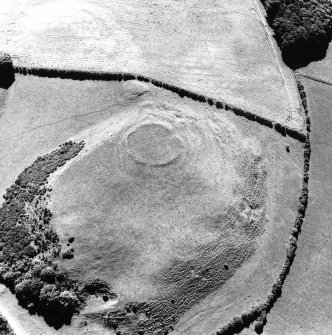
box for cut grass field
[0,0,303,131]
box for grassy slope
[48,87,304,334]
[264,79,332,334]
[0,59,307,335]
[0,0,303,130]
[0,74,305,334]
[0,74,135,198]
[0,75,143,335]
[171,99,304,335]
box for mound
[48,101,293,334]
[0,74,304,334]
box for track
[0,289,28,335]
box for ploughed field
[0,0,303,130]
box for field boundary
[295,71,332,87]
[13,65,306,143]
[212,76,311,335]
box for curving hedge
[215,78,311,335]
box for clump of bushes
[261,0,332,68]
[0,53,15,89]
[0,315,14,335]
[62,248,74,260]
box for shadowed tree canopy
[0,54,15,89]
[261,0,332,69]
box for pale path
[0,286,27,335]
[252,0,297,121]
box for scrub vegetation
[0,315,14,335]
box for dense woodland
[261,0,332,68]
[0,142,115,328]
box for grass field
[263,79,332,335]
[0,0,303,131]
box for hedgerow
[261,0,332,68]
[215,78,311,335]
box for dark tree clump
[0,54,15,89]
[0,141,86,329]
[0,315,14,335]
[261,0,332,68]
